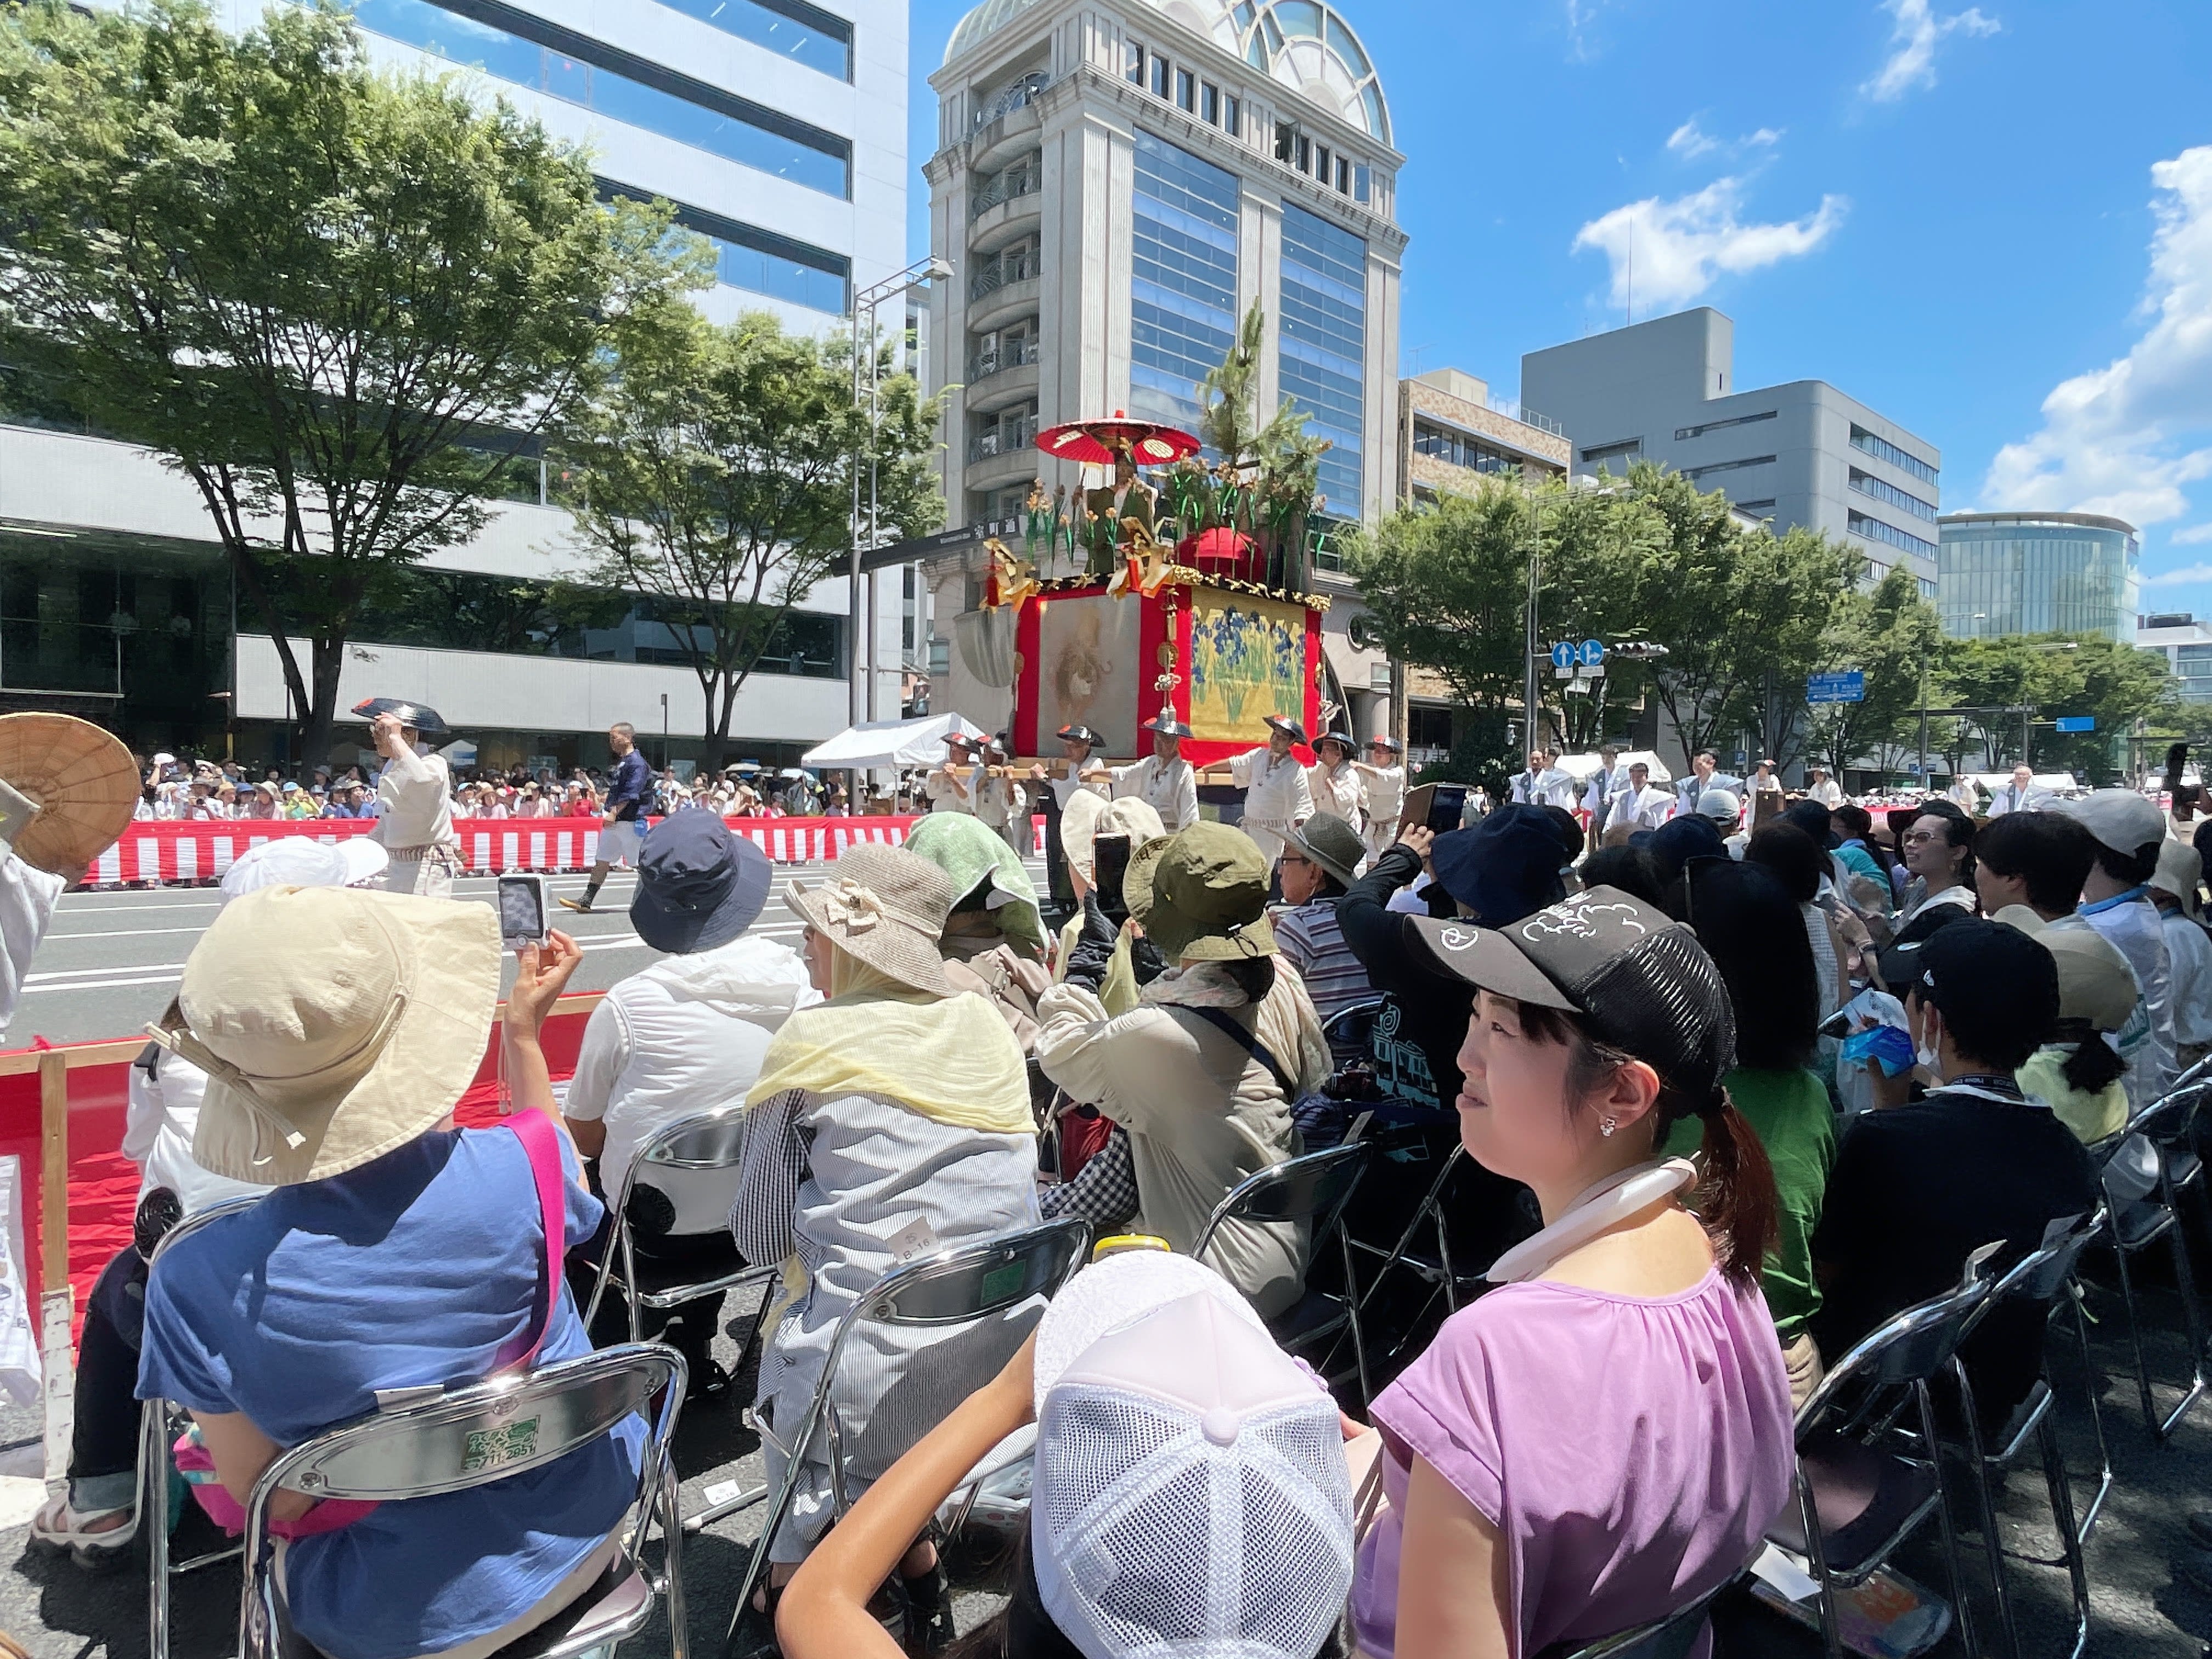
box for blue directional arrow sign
[2054,715,2096,733]
[1805,670,1866,705]
[1550,642,1576,670]
[1580,639,1606,668]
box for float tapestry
[1036,593,1142,755]
[1189,591,1305,743]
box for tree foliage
[1938,633,2175,782]
[0,0,703,759]
[556,308,944,768]
[1802,566,1945,782]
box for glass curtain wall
[1938,521,2141,644]
[1278,202,1365,520]
[1130,131,1239,427]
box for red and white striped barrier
[84,814,1045,887]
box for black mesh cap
[1409,886,1736,1107]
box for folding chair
[234,1343,687,1659]
[1767,1272,1994,1659]
[1534,1572,1741,1659]
[1347,1141,1490,1353]
[723,1216,1091,1647]
[582,1104,775,1359]
[2094,1083,2210,1438]
[141,1196,271,1659]
[1319,996,1385,1066]
[1946,1212,2101,1659]
[1192,1141,1374,1404]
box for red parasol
[1177,526,1254,566]
[1035,410,1202,467]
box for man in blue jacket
[560,721,651,914]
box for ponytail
[1694,1093,1779,1288]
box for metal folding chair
[1945,1212,2101,1659]
[232,1342,686,1659]
[1319,996,1385,1065]
[1533,1572,1741,1659]
[582,1103,775,1356]
[141,1196,270,1659]
[722,1216,1091,1647]
[1767,1271,1995,1659]
[2093,1082,2210,1438]
[1192,1141,1374,1404]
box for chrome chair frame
[236,1342,687,1659]
[1192,1141,1374,1404]
[2094,1082,2210,1438]
[581,1102,775,1353]
[1944,1212,2100,1659]
[720,1216,1091,1650]
[1774,1273,1993,1659]
[141,1196,270,1659]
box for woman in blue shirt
[137,890,640,1659]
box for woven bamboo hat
[0,714,139,873]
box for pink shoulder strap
[495,1110,568,1372]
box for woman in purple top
[1352,888,1795,1659]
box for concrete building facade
[2138,612,2212,706]
[1520,307,1944,598]
[917,0,1406,747]
[0,0,908,772]
[1938,511,2140,645]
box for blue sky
[904,0,2212,613]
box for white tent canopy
[1557,749,1673,785]
[800,712,987,771]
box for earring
[1599,1118,1617,1138]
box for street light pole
[848,257,953,733]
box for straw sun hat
[787,843,956,997]
[0,713,139,873]
[148,886,500,1186]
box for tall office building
[1520,307,1943,597]
[917,0,1406,740]
[1938,511,2140,644]
[0,0,906,770]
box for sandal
[29,1492,137,1568]
[901,1559,955,1656]
[727,1579,785,1659]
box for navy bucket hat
[630,808,773,954]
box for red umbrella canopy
[1035,411,1202,467]
[1177,526,1254,564]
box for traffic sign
[1550,642,1576,671]
[1806,670,1867,704]
[2054,715,2096,733]
[1580,639,1606,668]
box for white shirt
[1307,760,1367,830]
[1112,755,1199,831]
[1357,762,1406,832]
[2079,890,2176,1109]
[1229,747,1314,827]
[1987,782,2048,816]
[566,934,820,1233]
[1047,768,1110,812]
[1806,777,1843,808]
[1513,767,1580,810]
[124,1048,270,1216]
[1584,768,1628,823]
[371,744,456,850]
[925,765,978,815]
[1616,784,1675,830]
[974,772,1028,830]
[0,853,64,1040]
[2161,909,2212,1048]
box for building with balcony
[1938,511,2140,644]
[0,0,908,773]
[916,0,1406,746]
[1521,307,1944,597]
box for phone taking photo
[497,873,548,951]
[1093,833,1133,925]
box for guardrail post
[38,1048,71,1482]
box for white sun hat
[1030,1250,1355,1659]
[219,836,388,903]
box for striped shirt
[1271,899,1374,1024]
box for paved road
[16,862,1005,1046]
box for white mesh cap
[1031,1257,1355,1659]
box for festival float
[968,411,1332,772]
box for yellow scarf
[744,963,1034,1136]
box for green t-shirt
[1666,1066,1836,1341]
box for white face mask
[1916,1040,1940,1073]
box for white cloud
[1666,120,1784,162]
[1862,0,2001,101]
[1571,180,1848,311]
[2145,562,2212,588]
[1982,147,2212,529]
[2175,523,2212,545]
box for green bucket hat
[1135,822,1278,961]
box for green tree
[557,308,944,768]
[1940,634,2174,782]
[1188,301,1331,590]
[0,0,700,760]
[1803,567,1945,784]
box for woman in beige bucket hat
[727,843,1039,1654]
[132,890,645,1659]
